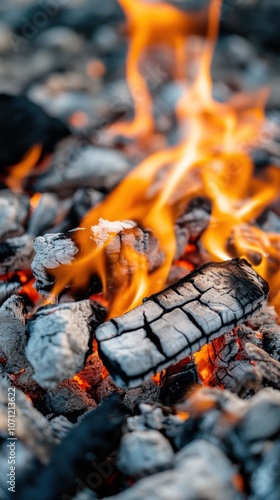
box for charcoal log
[0,190,29,240]
[26,300,99,389]
[0,234,34,274]
[96,259,268,388]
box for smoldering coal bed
[1,1,280,500]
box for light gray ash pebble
[26,300,97,389]
[117,430,174,478]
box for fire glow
[49,0,280,319]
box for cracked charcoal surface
[32,231,79,293]
[26,300,97,389]
[0,234,34,274]
[0,190,29,241]
[96,259,268,388]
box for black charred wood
[96,259,268,388]
[0,93,69,170]
[17,395,126,500]
[160,358,200,405]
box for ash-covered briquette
[0,190,30,240]
[25,300,99,389]
[16,395,126,500]
[34,144,131,194]
[0,234,34,274]
[0,295,35,389]
[96,258,269,388]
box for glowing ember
[49,0,280,319]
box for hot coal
[27,193,68,238]
[0,295,35,390]
[106,439,238,500]
[97,259,268,388]
[0,93,70,170]
[0,234,34,274]
[32,230,80,293]
[244,342,280,390]
[0,190,29,240]
[117,429,174,478]
[16,395,126,500]
[160,358,200,404]
[43,380,96,419]
[34,145,131,194]
[0,279,21,306]
[0,378,55,465]
[26,300,99,389]
[32,220,165,297]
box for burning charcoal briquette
[96,258,268,388]
[26,300,98,389]
[0,295,35,389]
[0,234,34,274]
[34,145,131,193]
[244,342,280,390]
[0,190,29,240]
[117,430,174,478]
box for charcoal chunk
[26,300,98,389]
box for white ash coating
[26,300,95,389]
[117,430,174,478]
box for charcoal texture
[26,300,98,389]
[0,190,29,240]
[96,259,268,388]
[16,395,126,500]
[34,145,131,193]
[0,234,34,274]
[0,93,69,169]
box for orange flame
[49,0,280,318]
[4,144,42,192]
[110,0,208,139]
